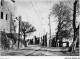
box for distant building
[0,0,15,33]
[62,38,73,47]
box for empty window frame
[1,12,3,19]
[6,14,8,20]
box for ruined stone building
[0,0,15,33]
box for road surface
[0,45,79,56]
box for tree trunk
[56,17,61,47]
[68,37,78,52]
[68,0,78,52]
[24,32,26,47]
[56,32,58,47]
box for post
[45,32,47,46]
[44,29,45,46]
[33,36,35,45]
[39,33,41,46]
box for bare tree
[68,0,79,52]
[50,1,72,47]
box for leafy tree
[20,21,36,47]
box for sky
[14,0,80,39]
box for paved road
[0,45,79,56]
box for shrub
[1,31,10,50]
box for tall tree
[20,22,36,47]
[68,0,79,52]
[50,1,72,47]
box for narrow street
[0,0,79,57]
[1,45,78,56]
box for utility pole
[18,16,21,48]
[48,14,51,47]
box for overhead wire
[30,0,40,19]
[34,0,49,25]
[30,0,44,34]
